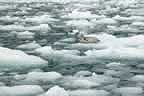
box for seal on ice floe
[75,32,100,43]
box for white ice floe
[0,82,5,86]
[107,25,143,34]
[85,47,144,61]
[16,31,35,40]
[40,24,51,32]
[104,70,123,77]
[130,16,144,22]
[106,62,125,68]
[14,74,26,81]
[41,86,69,96]
[64,43,105,51]
[65,20,94,32]
[99,34,144,48]
[0,16,21,23]
[0,47,48,72]
[116,0,138,7]
[74,71,92,77]
[35,46,80,58]
[0,25,25,31]
[0,85,44,96]
[35,46,100,65]
[106,62,128,71]
[94,18,118,25]
[131,22,144,28]
[118,35,144,47]
[82,74,120,85]
[37,33,144,63]
[16,41,41,50]
[113,87,143,95]
[68,89,109,96]
[27,24,51,33]
[26,71,62,83]
[25,15,59,24]
[113,15,133,23]
[60,76,100,89]
[69,79,100,89]
[129,75,144,82]
[64,33,117,50]
[58,38,77,44]
[62,11,97,19]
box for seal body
[75,32,100,43]
[79,36,100,43]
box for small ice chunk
[43,86,69,96]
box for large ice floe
[58,76,100,89]
[85,47,144,62]
[0,85,44,96]
[113,87,143,96]
[39,86,69,96]
[25,71,62,83]
[68,89,109,96]
[36,33,144,66]
[35,47,100,66]
[0,47,48,72]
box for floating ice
[42,86,69,96]
[0,85,44,96]
[16,41,41,50]
[85,47,144,61]
[62,11,97,19]
[16,31,35,40]
[113,87,143,95]
[25,15,59,24]
[68,89,109,96]
[129,75,144,82]
[25,71,62,83]
[94,18,118,25]
[0,47,48,72]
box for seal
[75,32,100,43]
